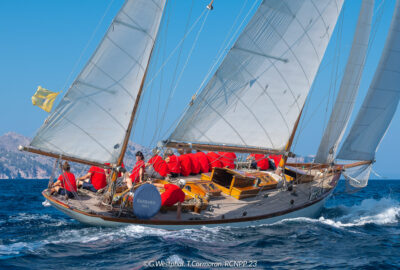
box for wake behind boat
[20,0,400,228]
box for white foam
[0,241,47,258]
[277,197,400,229]
[166,254,185,264]
[7,213,69,227]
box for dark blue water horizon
[0,179,399,269]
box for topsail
[29,0,166,164]
[337,0,400,162]
[168,0,344,152]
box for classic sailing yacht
[19,0,400,228]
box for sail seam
[197,96,249,146]
[215,72,276,147]
[105,36,146,71]
[232,46,288,63]
[74,88,126,130]
[114,19,155,42]
[88,61,136,99]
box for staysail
[167,0,344,152]
[337,0,400,162]
[29,0,166,164]
[315,0,374,164]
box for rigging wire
[150,4,211,147]
[292,0,387,155]
[323,4,345,146]
[158,0,262,143]
[157,0,254,141]
[60,0,116,93]
[141,8,208,93]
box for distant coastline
[0,132,150,179]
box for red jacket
[148,155,169,177]
[250,154,269,170]
[166,155,181,174]
[178,154,192,176]
[195,152,210,173]
[188,153,201,174]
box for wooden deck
[48,168,338,223]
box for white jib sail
[30,0,166,164]
[315,0,374,164]
[337,0,400,162]
[168,0,344,151]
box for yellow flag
[31,86,60,112]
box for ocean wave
[5,213,69,227]
[275,197,400,229]
[0,241,46,260]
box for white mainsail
[315,0,374,164]
[168,0,344,151]
[29,0,166,164]
[337,0,400,162]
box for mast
[103,3,167,203]
[279,106,304,169]
[103,46,155,203]
[116,49,154,167]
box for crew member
[269,154,282,168]
[77,165,107,192]
[146,149,169,179]
[152,179,186,220]
[247,154,269,170]
[125,151,146,189]
[50,161,77,198]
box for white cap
[178,179,186,187]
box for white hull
[48,192,330,230]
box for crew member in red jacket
[247,153,269,171]
[152,179,186,220]
[269,154,282,168]
[50,161,77,198]
[195,150,210,173]
[146,149,169,179]
[165,148,181,178]
[177,148,192,176]
[124,151,146,189]
[77,165,107,192]
[186,148,201,175]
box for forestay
[30,0,166,164]
[168,0,344,151]
[315,0,374,164]
[337,0,400,162]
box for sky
[1,0,399,177]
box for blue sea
[0,179,399,270]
